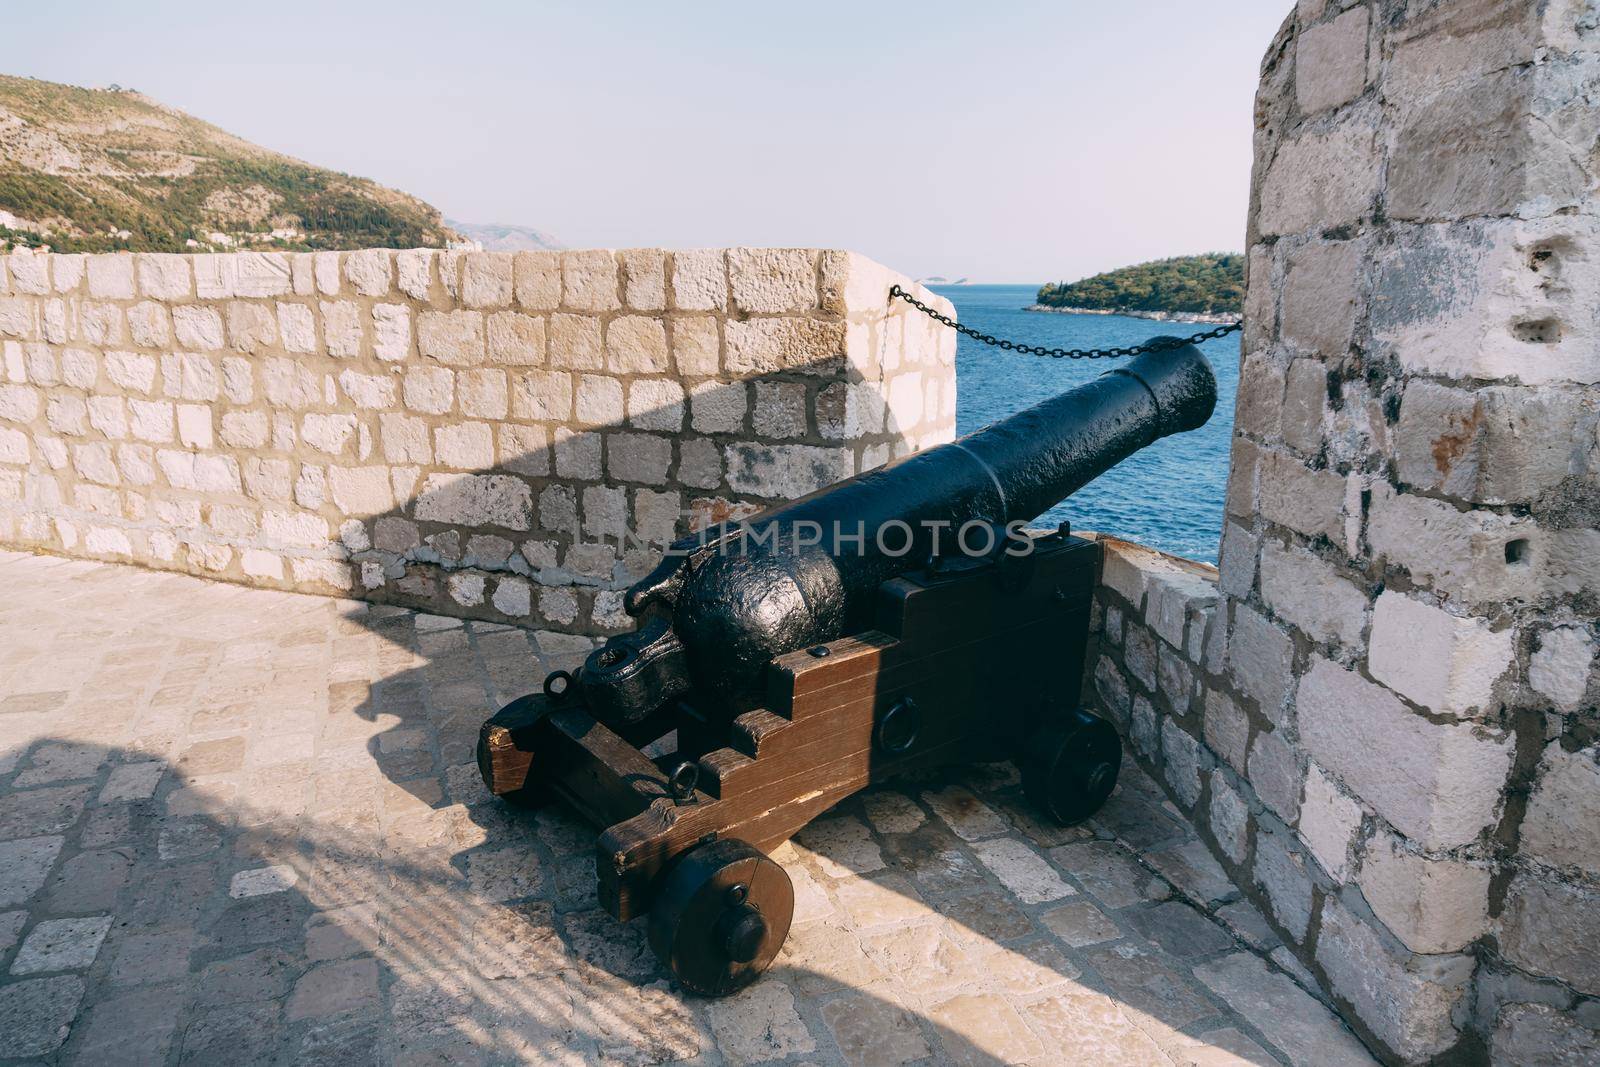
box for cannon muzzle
[579,341,1217,725]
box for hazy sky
[8,1,1292,282]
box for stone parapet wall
[0,247,956,630]
[1084,3,1600,1064]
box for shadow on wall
[338,353,938,638]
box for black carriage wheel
[1021,708,1123,825]
[647,838,794,997]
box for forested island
[1032,253,1243,322]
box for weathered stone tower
[1087,1,1600,1061]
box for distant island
[1031,253,1243,324]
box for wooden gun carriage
[478,343,1217,995]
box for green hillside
[0,74,456,253]
[1036,253,1244,316]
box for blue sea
[930,284,1238,565]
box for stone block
[403,367,455,415]
[418,310,484,365]
[1145,567,1217,650]
[493,576,531,617]
[458,369,509,420]
[606,433,672,485]
[301,413,357,456]
[435,422,494,470]
[1368,591,1512,715]
[1259,539,1367,647]
[1248,729,1302,823]
[1295,5,1368,113]
[1492,1004,1600,1067]
[1528,626,1596,711]
[513,250,560,310]
[1317,895,1474,1061]
[605,316,670,374]
[172,306,224,350]
[0,427,28,465]
[1519,743,1600,877]
[1393,381,1584,504]
[1499,873,1600,998]
[1124,625,1157,690]
[1366,481,1539,606]
[1282,241,1363,360]
[220,412,268,449]
[678,436,721,488]
[1253,823,1314,939]
[498,423,548,476]
[1255,117,1380,237]
[226,302,277,353]
[87,254,135,298]
[548,313,603,370]
[232,252,290,297]
[276,303,316,353]
[393,248,432,299]
[48,394,88,435]
[1389,66,1583,222]
[1202,689,1249,775]
[1192,952,1375,1067]
[128,399,174,443]
[728,248,817,313]
[1093,655,1130,725]
[176,405,213,449]
[671,315,720,376]
[372,303,410,362]
[1297,655,1513,848]
[1161,719,1202,808]
[460,252,513,307]
[1258,450,1345,541]
[103,351,157,394]
[127,302,171,347]
[725,443,852,499]
[331,370,392,411]
[1299,764,1361,881]
[1280,358,1328,454]
[725,318,845,376]
[86,396,127,440]
[1228,603,1293,720]
[414,473,532,530]
[575,375,624,427]
[671,249,726,310]
[137,252,190,299]
[552,426,600,478]
[627,379,685,432]
[1209,772,1249,863]
[619,248,666,310]
[1358,829,1490,954]
[486,312,544,365]
[561,249,619,311]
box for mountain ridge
[0,74,456,253]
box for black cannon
[478,342,1216,995]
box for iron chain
[888,284,1241,359]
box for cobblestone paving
[0,551,1376,1066]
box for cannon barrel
[580,341,1217,725]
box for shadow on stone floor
[0,552,1365,1065]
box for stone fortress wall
[0,247,956,633]
[1081,1,1600,1063]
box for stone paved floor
[0,550,1378,1067]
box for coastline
[1024,304,1241,326]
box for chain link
[888,284,1241,359]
